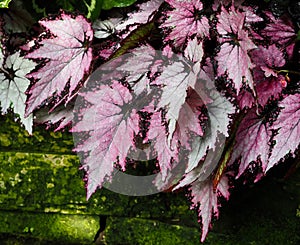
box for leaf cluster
[0,0,299,242]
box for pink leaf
[155,81,223,191]
[161,0,209,47]
[72,81,140,199]
[184,38,204,63]
[190,174,231,242]
[25,12,93,116]
[154,39,203,142]
[115,0,164,31]
[216,6,256,94]
[176,89,205,149]
[97,40,120,60]
[229,109,272,175]
[267,94,300,171]
[242,6,264,24]
[213,1,263,23]
[186,81,235,173]
[255,45,286,104]
[147,110,177,181]
[149,63,214,191]
[155,61,194,139]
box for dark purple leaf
[238,45,286,108]
[237,88,255,109]
[262,12,296,47]
[229,109,272,176]
[251,44,285,77]
[256,76,285,107]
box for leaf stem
[277,69,300,76]
[213,110,246,190]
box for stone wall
[0,114,299,244]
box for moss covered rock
[0,115,299,244]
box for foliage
[0,0,299,242]
[102,0,138,10]
[0,0,11,8]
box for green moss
[0,114,74,154]
[0,134,11,147]
[0,211,99,244]
[104,217,200,245]
[46,183,55,189]
[0,150,196,222]
[1,112,300,244]
[0,152,85,212]
[0,180,6,190]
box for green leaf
[110,21,155,60]
[32,0,46,16]
[102,0,137,10]
[0,0,11,8]
[84,0,103,21]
